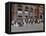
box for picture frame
[5,2,45,34]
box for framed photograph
[5,2,45,34]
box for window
[18,8,22,11]
[17,4,22,11]
[18,15,22,17]
[25,9,28,11]
[17,4,22,7]
[25,6,29,11]
[30,8,33,12]
[25,6,29,9]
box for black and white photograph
[10,3,45,32]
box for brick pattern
[11,4,43,19]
